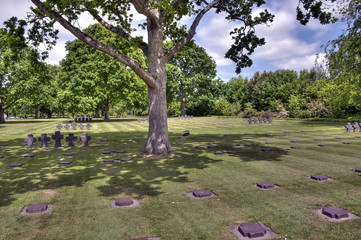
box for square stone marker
[265,142,273,144]
[116,150,126,153]
[0,156,4,158]
[238,144,248,146]
[58,161,72,165]
[256,182,276,189]
[24,154,35,158]
[195,146,206,149]
[119,158,132,162]
[102,159,114,163]
[335,137,343,139]
[311,174,329,181]
[284,131,290,133]
[290,146,301,149]
[238,222,267,238]
[227,151,239,154]
[322,206,349,219]
[9,164,23,168]
[214,152,226,155]
[192,189,213,198]
[63,153,74,156]
[111,198,140,208]
[343,142,352,144]
[26,203,48,214]
[207,146,217,148]
[102,151,112,154]
[0,144,8,146]
[355,168,361,172]
[290,140,299,143]
[261,148,271,152]
[314,139,322,141]
[318,144,328,147]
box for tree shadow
[0,130,289,206]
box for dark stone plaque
[195,146,206,149]
[318,144,328,147]
[0,144,8,146]
[26,203,48,214]
[120,158,132,161]
[261,148,271,152]
[58,161,72,165]
[63,153,74,156]
[192,190,212,198]
[290,140,299,143]
[116,150,126,153]
[102,159,114,163]
[102,151,112,154]
[290,146,301,149]
[335,137,343,140]
[207,146,217,148]
[256,182,276,189]
[0,156,3,158]
[114,198,134,207]
[9,164,22,167]
[227,151,239,154]
[343,142,352,144]
[24,154,35,158]
[214,152,225,155]
[238,222,267,238]
[265,142,273,144]
[314,139,322,141]
[311,174,328,181]
[354,168,361,172]
[322,206,349,219]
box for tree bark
[35,105,39,119]
[104,99,110,121]
[180,92,186,116]
[0,106,5,123]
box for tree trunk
[35,105,39,119]
[104,99,110,121]
[141,16,173,155]
[0,106,5,123]
[141,85,173,154]
[180,93,186,116]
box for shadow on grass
[0,130,288,206]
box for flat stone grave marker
[102,159,114,163]
[354,168,361,172]
[102,151,112,154]
[0,143,8,146]
[195,146,206,149]
[261,148,272,152]
[133,237,160,240]
[25,134,36,149]
[117,158,132,162]
[52,131,64,147]
[9,164,23,168]
[100,139,108,142]
[290,140,299,143]
[224,134,230,136]
[265,142,273,144]
[191,189,215,198]
[58,161,72,165]
[238,222,267,238]
[238,144,248,146]
[343,142,352,144]
[207,146,217,148]
[301,130,307,132]
[20,203,53,215]
[284,131,290,133]
[310,174,330,181]
[214,152,226,155]
[322,206,349,219]
[227,151,239,154]
[111,198,140,208]
[0,156,4,158]
[335,137,343,139]
[314,139,322,141]
[256,182,277,189]
[24,154,35,158]
[38,134,50,148]
[318,144,328,147]
[116,150,126,153]
[65,133,77,147]
[63,153,74,156]
[290,146,301,149]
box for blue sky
[0,0,345,81]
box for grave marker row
[24,132,91,148]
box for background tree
[57,24,147,121]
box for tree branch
[131,0,160,27]
[86,8,149,55]
[31,0,157,89]
[164,0,220,62]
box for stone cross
[263,118,267,124]
[38,134,50,148]
[138,118,141,123]
[66,133,77,147]
[248,118,253,124]
[52,131,64,148]
[79,123,84,131]
[86,123,91,130]
[25,134,36,149]
[253,118,258,124]
[56,124,63,131]
[268,117,273,124]
[64,124,70,130]
[71,122,77,130]
[258,117,263,124]
[352,122,359,132]
[345,123,352,133]
[79,133,91,147]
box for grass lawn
[0,117,360,240]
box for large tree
[14,0,336,154]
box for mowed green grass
[0,117,360,240]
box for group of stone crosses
[74,115,92,122]
[56,122,91,131]
[24,132,91,148]
[138,117,149,123]
[248,117,272,124]
[178,115,193,119]
[345,122,361,133]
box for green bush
[167,101,181,116]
